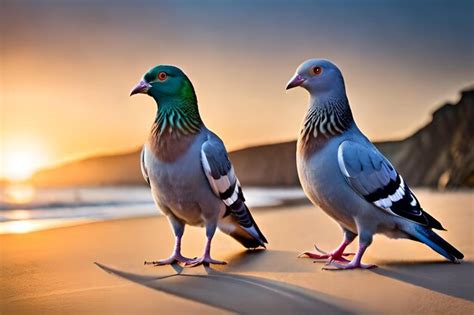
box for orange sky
[1,1,473,180]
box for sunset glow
[3,184,35,204]
[1,1,472,180]
[1,220,36,234]
[1,141,46,181]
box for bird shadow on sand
[95,261,354,314]
[214,249,474,303]
[219,249,319,273]
[221,250,474,302]
[372,260,474,302]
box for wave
[0,186,308,234]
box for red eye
[157,72,167,81]
[312,66,322,75]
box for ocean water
[0,185,307,234]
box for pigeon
[286,59,463,269]
[130,65,267,266]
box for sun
[1,141,46,181]
[3,152,38,181]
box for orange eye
[157,72,167,81]
[311,66,323,76]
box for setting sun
[1,140,46,181]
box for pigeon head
[130,65,197,103]
[286,59,346,102]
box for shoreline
[2,187,471,236]
[0,198,310,235]
[0,186,310,235]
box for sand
[1,193,473,314]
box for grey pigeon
[130,65,267,266]
[286,59,463,269]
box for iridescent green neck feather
[152,80,202,137]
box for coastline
[0,186,309,235]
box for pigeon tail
[408,225,464,262]
[219,202,267,249]
[229,227,267,249]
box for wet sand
[1,192,473,314]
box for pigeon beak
[286,74,306,90]
[130,80,152,96]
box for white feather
[200,150,220,195]
[400,177,406,189]
[214,175,231,193]
[223,184,239,206]
[375,197,392,209]
[389,193,402,202]
[337,147,351,177]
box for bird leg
[323,237,377,270]
[298,231,356,264]
[144,235,194,266]
[184,224,227,267]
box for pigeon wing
[337,140,444,230]
[201,133,267,245]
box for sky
[1,0,473,180]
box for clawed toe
[144,255,195,266]
[298,252,329,259]
[298,244,330,259]
[144,258,175,266]
[184,256,227,267]
[322,260,377,271]
[325,255,352,263]
[298,244,355,263]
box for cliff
[30,88,474,189]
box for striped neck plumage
[153,98,202,137]
[300,94,354,141]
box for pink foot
[183,255,227,267]
[322,260,377,271]
[144,253,195,266]
[298,245,355,263]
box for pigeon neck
[309,85,346,106]
[152,98,203,137]
[300,93,354,141]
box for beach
[1,191,473,314]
